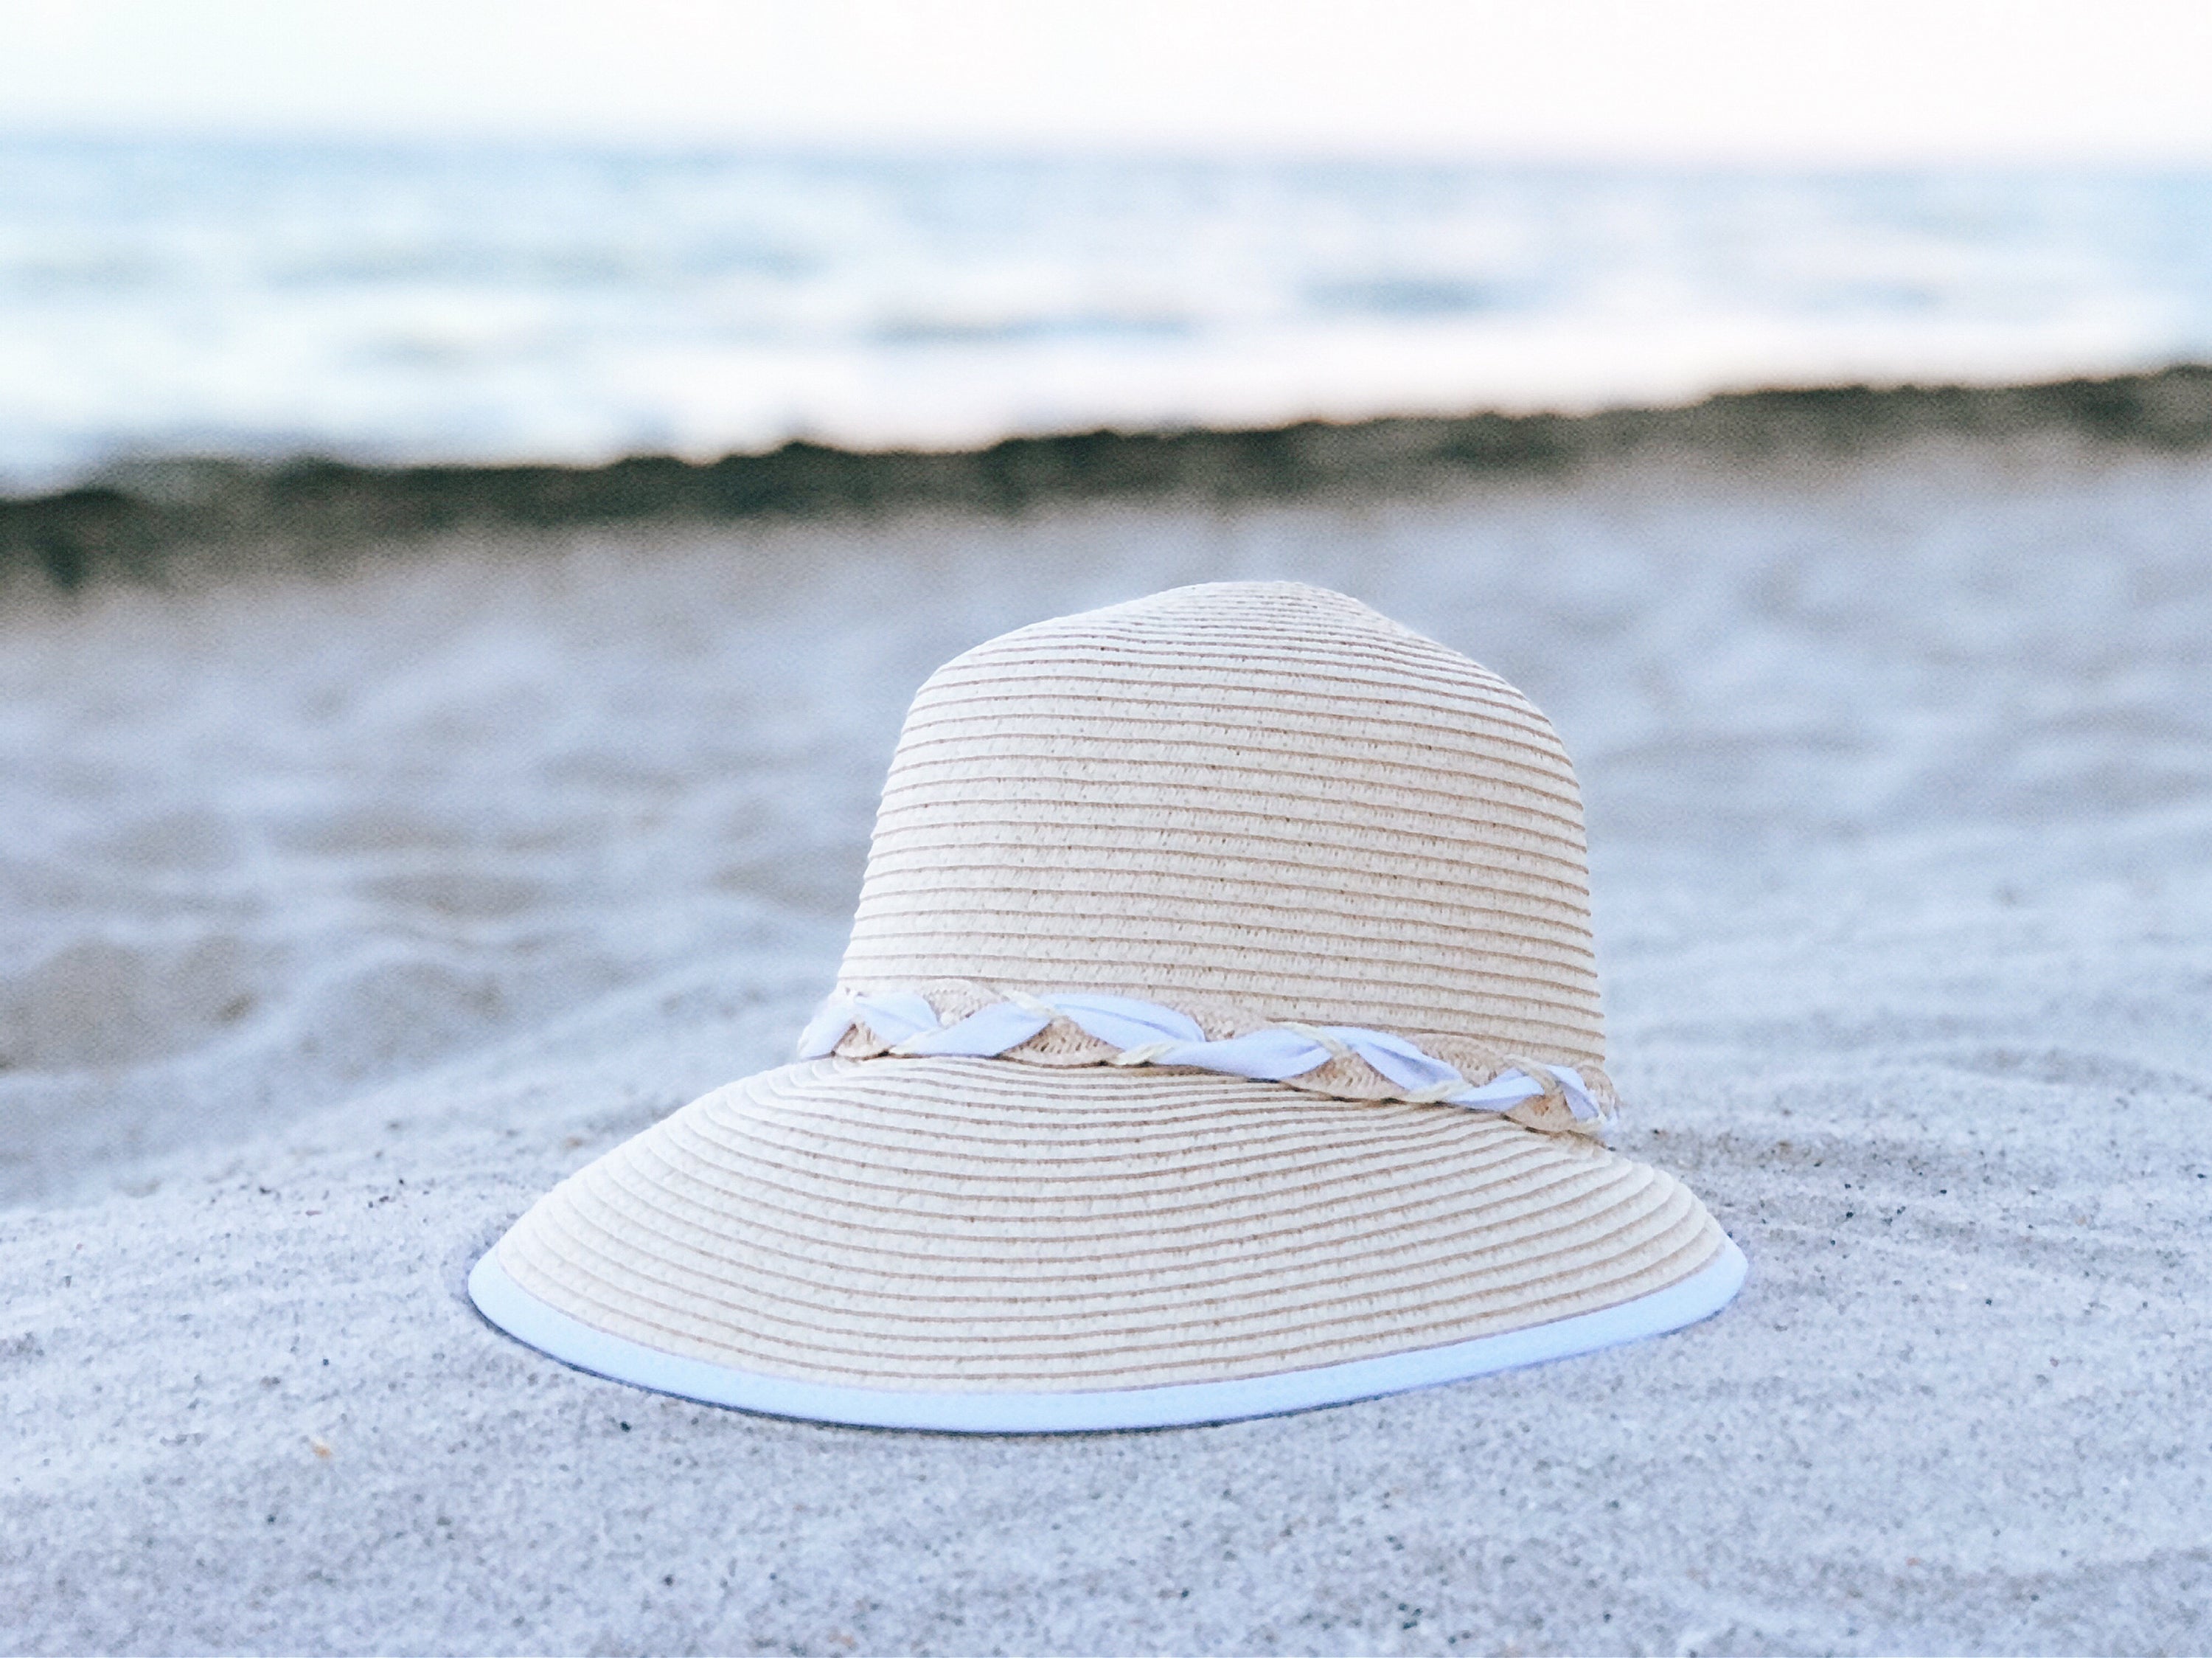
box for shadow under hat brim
[472,1057,1742,1432]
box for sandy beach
[3,428,2210,1653]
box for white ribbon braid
[796,989,1603,1122]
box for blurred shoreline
[6,363,2211,591]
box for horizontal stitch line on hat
[557,1159,1690,1319]
[874,793,1586,857]
[868,781,1589,856]
[633,1126,1576,1237]
[540,1182,1703,1334]
[869,777,1583,835]
[851,900,1592,948]
[883,725,1581,789]
[523,1191,1705,1341]
[668,1097,1519,1189]
[885,738,1580,813]
[849,903,1596,969]
[723,1070,1597,1148]
[680,1112,1528,1176]
[706,1069,1529,1148]
[522,1246,1719,1390]
[518,1183,1711,1345]
[602,1127,1635,1270]
[531,1182,1694,1351]
[916,680,1556,746]
[852,874,1596,947]
[509,1191,1711,1373]
[719,1061,1606,1145]
[908,704,1569,778]
[841,948,1599,1014]
[852,868,1596,939]
[620,1147,1598,1249]
[662,1082,1555,1193]
[835,932,1599,1002]
[860,833,1593,910]
[649,1096,1572,1215]
[855,847,1600,926]
[919,679,1547,740]
[552,1190,1680,1318]
[599,1142,1632,1276]
[923,653,1541,715]
[880,737,1578,786]
[521,1171,1691,1335]
[863,835,1590,906]
[595,1159,1648,1287]
[502,1239,1637,1390]
[907,664,1566,735]
[909,671,1565,741]
[882,743,1577,794]
[512,1245,1706,1388]
[900,685,1575,771]
[928,637,1541,709]
[858,821,1600,904]
[849,880,1587,930]
[852,854,1590,912]
[655,1106,1531,1195]
[901,681,1572,764]
[847,884,1598,965]
[861,831,1585,875]
[721,1080,1593,1159]
[655,1072,1600,1192]
[700,1105,1562,1169]
[855,893,1587,934]
[824,958,1606,1047]
[881,743,1587,822]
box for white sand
[4,440,2210,1654]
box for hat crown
[836,581,1603,1069]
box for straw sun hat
[470,581,1743,1431]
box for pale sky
[6,0,2212,163]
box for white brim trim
[467,1237,1746,1433]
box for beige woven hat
[470,580,1742,1430]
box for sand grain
[3,445,2208,1654]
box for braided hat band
[799,983,1612,1135]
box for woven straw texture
[495,582,1728,1392]
[498,1058,1723,1389]
[841,580,1604,1069]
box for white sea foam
[5,140,2212,487]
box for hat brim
[471,1057,1742,1432]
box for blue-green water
[6,138,2212,487]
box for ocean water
[5,138,2212,489]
